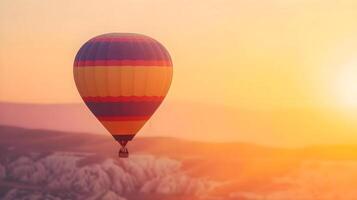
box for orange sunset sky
[1,0,357,146]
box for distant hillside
[0,101,275,145]
[3,101,357,147]
[0,102,103,134]
[0,125,283,160]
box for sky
[1,0,357,145]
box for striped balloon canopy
[73,33,173,157]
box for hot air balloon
[73,33,173,158]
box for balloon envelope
[73,33,173,146]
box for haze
[1,0,357,146]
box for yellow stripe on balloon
[74,66,173,97]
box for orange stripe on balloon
[74,66,173,97]
[100,120,147,134]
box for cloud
[2,189,62,200]
[1,153,216,199]
[88,190,127,200]
[8,156,49,184]
[0,164,5,179]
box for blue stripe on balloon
[74,41,170,62]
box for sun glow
[334,62,357,109]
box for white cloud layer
[0,164,6,179]
[1,153,216,200]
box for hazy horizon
[2,0,357,148]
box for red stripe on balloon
[83,96,165,102]
[97,116,150,121]
[74,60,172,67]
